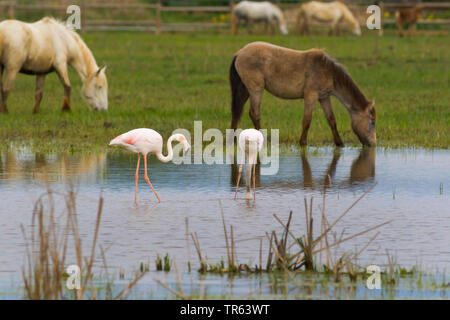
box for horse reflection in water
[300,147,375,189]
[301,147,375,189]
[348,148,376,184]
[230,147,375,192]
[0,149,106,183]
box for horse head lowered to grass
[230,42,376,147]
[0,17,108,113]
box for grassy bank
[0,32,448,151]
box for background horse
[231,1,289,35]
[229,42,376,147]
[395,5,424,37]
[0,17,107,113]
[296,1,361,36]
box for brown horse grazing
[229,42,376,146]
[395,5,424,37]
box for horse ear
[96,66,107,76]
[369,102,377,120]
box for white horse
[0,17,107,113]
[296,1,361,36]
[232,1,289,35]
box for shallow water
[0,147,449,297]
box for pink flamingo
[109,128,190,204]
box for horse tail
[229,55,249,130]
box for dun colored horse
[231,1,289,35]
[296,1,361,36]
[0,17,107,113]
[395,5,424,37]
[230,42,376,147]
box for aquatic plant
[21,184,146,300]
[183,182,391,283]
[155,254,172,272]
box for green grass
[0,31,449,152]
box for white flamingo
[109,128,190,204]
[234,129,264,200]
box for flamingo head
[109,136,121,146]
[173,134,191,152]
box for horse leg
[297,11,308,35]
[330,18,339,36]
[33,75,46,114]
[56,67,71,112]
[409,22,417,36]
[267,18,275,35]
[304,18,310,35]
[1,67,19,114]
[319,96,344,147]
[271,20,277,35]
[0,66,4,113]
[328,25,334,36]
[296,17,302,34]
[300,92,318,146]
[247,20,253,34]
[396,20,404,37]
[249,90,263,130]
[231,16,239,35]
[230,66,249,131]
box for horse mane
[319,52,369,110]
[335,1,358,25]
[269,3,285,21]
[70,31,98,73]
[41,17,98,76]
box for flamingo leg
[244,149,253,200]
[234,150,245,199]
[252,162,256,200]
[134,153,141,204]
[234,164,243,200]
[144,154,161,203]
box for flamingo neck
[156,135,177,163]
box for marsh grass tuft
[155,254,172,272]
[21,183,146,300]
[183,182,392,284]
